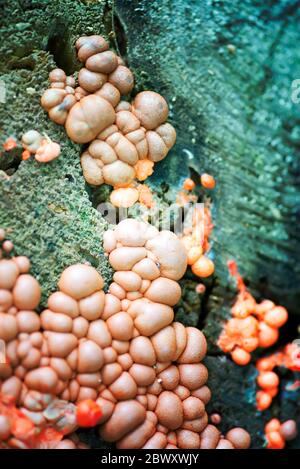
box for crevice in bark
[7,56,35,71]
[111,9,128,59]
[46,22,76,75]
[0,153,22,176]
[260,0,300,21]
[197,278,217,331]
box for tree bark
[0,0,299,448]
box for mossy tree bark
[0,0,299,448]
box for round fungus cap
[58,264,104,299]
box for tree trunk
[0,0,299,448]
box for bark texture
[0,0,299,448]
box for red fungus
[3,137,17,152]
[76,399,103,427]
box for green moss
[0,0,111,73]
[0,148,113,306]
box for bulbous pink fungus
[210,413,222,425]
[41,69,77,125]
[66,95,115,144]
[21,131,61,164]
[110,188,139,208]
[58,264,104,300]
[86,51,118,74]
[13,274,41,310]
[280,420,298,441]
[25,367,58,393]
[226,427,251,449]
[132,91,168,130]
[0,222,251,449]
[41,35,176,199]
[0,259,19,289]
[35,140,61,163]
[22,130,43,153]
[108,66,134,95]
[13,256,30,273]
[76,35,109,62]
[80,93,176,193]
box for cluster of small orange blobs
[182,173,216,192]
[264,418,298,449]
[180,173,215,279]
[0,393,90,449]
[2,137,17,152]
[2,132,60,165]
[181,206,215,279]
[256,342,300,411]
[218,261,288,366]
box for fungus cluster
[2,138,17,152]
[0,222,250,449]
[41,35,176,198]
[264,418,298,449]
[181,206,215,278]
[21,131,61,163]
[0,393,89,449]
[218,261,288,366]
[182,173,216,193]
[0,230,95,448]
[255,343,300,411]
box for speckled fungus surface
[41,35,176,194]
[0,222,251,449]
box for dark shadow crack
[111,0,128,61]
[46,21,76,75]
[260,0,300,21]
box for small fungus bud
[200,174,216,189]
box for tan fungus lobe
[65,95,115,144]
[280,420,298,441]
[21,130,43,153]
